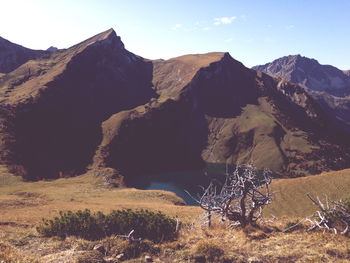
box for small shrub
[193,240,224,262]
[36,209,177,242]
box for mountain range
[253,55,350,127]
[253,54,350,96]
[0,29,349,181]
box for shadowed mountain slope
[0,30,349,180]
[0,36,43,74]
[0,29,156,179]
[94,53,350,179]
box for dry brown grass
[0,172,201,262]
[2,216,350,262]
[0,172,201,229]
[152,52,226,97]
[1,169,350,262]
[173,218,350,262]
[268,168,350,217]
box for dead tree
[115,230,142,243]
[305,193,350,235]
[189,164,273,227]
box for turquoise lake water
[131,163,228,206]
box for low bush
[36,209,177,242]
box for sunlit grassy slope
[1,168,350,262]
[268,168,350,217]
[0,171,202,230]
[1,167,349,227]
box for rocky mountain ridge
[253,55,350,96]
[0,36,44,74]
[0,30,349,181]
[253,55,350,127]
[0,29,156,179]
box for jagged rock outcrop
[0,36,43,74]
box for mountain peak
[96,28,117,40]
[47,46,58,52]
[69,28,123,53]
[253,55,350,96]
[267,54,317,68]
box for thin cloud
[172,24,182,30]
[286,25,295,30]
[214,16,236,25]
[202,26,211,31]
[225,38,233,42]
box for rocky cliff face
[1,30,350,180]
[0,36,43,74]
[253,55,350,127]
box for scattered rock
[145,255,153,262]
[104,257,117,263]
[93,244,105,254]
[116,253,125,260]
[248,257,262,263]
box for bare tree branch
[194,164,274,227]
[304,194,350,235]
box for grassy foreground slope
[269,168,350,217]
[1,167,350,220]
[1,168,350,227]
[1,169,350,262]
[0,172,201,229]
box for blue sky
[1,0,350,69]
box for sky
[1,0,350,69]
